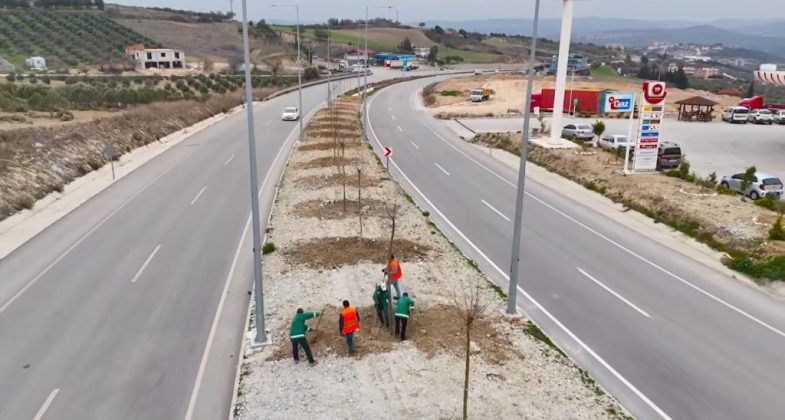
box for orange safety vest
[387,258,403,282]
[340,307,360,335]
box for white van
[722,106,749,124]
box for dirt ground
[426,73,741,118]
[235,96,629,419]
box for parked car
[720,171,783,200]
[773,109,785,125]
[598,134,633,151]
[281,107,300,121]
[656,141,682,170]
[721,106,749,124]
[748,109,774,125]
[561,124,594,141]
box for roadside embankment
[234,96,629,419]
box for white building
[127,47,185,70]
[414,47,430,58]
[24,56,46,71]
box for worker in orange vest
[383,254,403,299]
[338,300,361,356]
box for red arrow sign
[384,147,392,157]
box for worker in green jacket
[289,308,318,365]
[394,292,415,340]
[373,283,390,327]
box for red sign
[384,147,392,157]
[639,144,657,149]
[643,81,667,105]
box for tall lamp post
[240,0,266,343]
[272,3,303,142]
[363,4,394,136]
[549,0,576,143]
[507,0,541,314]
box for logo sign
[384,147,392,157]
[643,81,667,105]
[601,92,635,113]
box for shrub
[770,216,785,241]
[755,196,778,211]
[440,90,462,96]
[6,73,15,82]
[262,242,276,255]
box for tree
[433,25,444,34]
[267,59,282,77]
[746,81,755,98]
[640,54,649,65]
[94,0,104,9]
[741,165,757,193]
[675,65,689,89]
[451,274,489,420]
[397,37,413,53]
[303,66,319,81]
[458,28,467,38]
[637,63,650,79]
[418,22,425,28]
[427,45,438,66]
[591,120,605,145]
[356,165,364,239]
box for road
[452,115,785,178]
[367,76,785,420]
[0,69,411,420]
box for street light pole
[507,0,541,315]
[241,0,266,342]
[272,3,303,142]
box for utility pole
[327,19,331,104]
[507,0,541,314]
[240,0,266,342]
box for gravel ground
[235,97,628,419]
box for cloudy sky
[114,0,783,22]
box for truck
[736,96,785,112]
[470,88,491,102]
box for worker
[373,282,390,327]
[338,300,361,356]
[289,308,318,365]
[394,292,415,341]
[382,254,403,299]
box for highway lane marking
[367,94,673,420]
[0,162,180,314]
[130,244,161,283]
[223,155,235,166]
[434,162,450,176]
[264,121,271,126]
[391,114,396,121]
[414,109,785,340]
[190,186,207,205]
[481,199,511,222]
[184,101,315,420]
[577,267,652,318]
[409,140,420,150]
[33,388,59,420]
[397,125,403,133]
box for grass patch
[592,65,617,77]
[523,322,567,358]
[440,89,463,97]
[727,254,785,282]
[262,242,277,255]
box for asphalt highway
[0,70,403,420]
[367,76,785,420]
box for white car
[748,109,774,125]
[773,109,785,125]
[720,171,784,200]
[281,107,300,121]
[721,106,749,124]
[561,124,594,141]
[598,134,633,151]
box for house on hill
[24,56,46,71]
[126,44,185,70]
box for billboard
[601,92,635,113]
[633,82,667,171]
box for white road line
[130,245,161,283]
[434,162,450,176]
[223,155,235,166]
[0,163,179,314]
[397,125,403,133]
[416,107,785,340]
[33,388,59,420]
[481,199,511,222]
[391,114,396,121]
[577,267,652,318]
[409,140,420,150]
[190,186,207,205]
[366,94,672,420]
[264,121,271,126]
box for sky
[114,0,784,22]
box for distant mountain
[575,25,785,60]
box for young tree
[427,45,438,66]
[451,274,489,420]
[397,37,413,53]
[356,165,364,239]
[591,120,606,145]
[433,25,444,34]
[675,65,689,89]
[740,165,757,194]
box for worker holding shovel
[289,308,318,366]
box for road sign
[384,147,392,157]
[633,81,667,171]
[601,92,635,113]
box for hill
[0,10,161,70]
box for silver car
[748,109,774,125]
[720,171,783,200]
[773,110,785,125]
[561,123,594,141]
